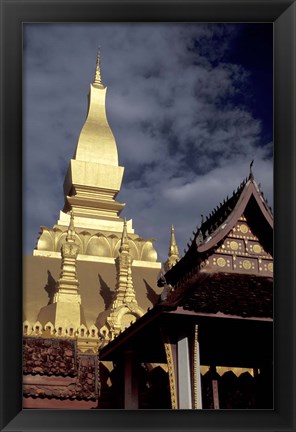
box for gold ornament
[217,257,226,267]
[230,241,239,251]
[240,224,248,233]
[253,244,262,254]
[242,260,251,270]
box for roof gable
[197,179,273,254]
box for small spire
[164,224,180,272]
[119,218,129,253]
[249,159,254,180]
[169,224,179,256]
[66,211,75,243]
[93,48,104,88]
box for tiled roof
[168,272,273,319]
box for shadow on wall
[44,270,57,305]
[95,274,115,331]
[98,274,114,310]
[143,279,160,306]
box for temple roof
[165,174,273,286]
[196,176,273,253]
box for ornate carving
[23,321,100,353]
[193,325,198,409]
[62,242,79,258]
[161,331,178,409]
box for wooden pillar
[212,379,219,409]
[124,350,138,409]
[177,336,192,409]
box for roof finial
[93,47,104,88]
[249,159,254,180]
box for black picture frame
[0,1,295,431]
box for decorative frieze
[23,321,101,353]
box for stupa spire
[34,51,159,271]
[164,224,180,272]
[61,49,125,221]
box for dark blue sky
[223,23,273,145]
[24,23,273,262]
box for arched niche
[86,235,112,257]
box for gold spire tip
[93,47,104,88]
